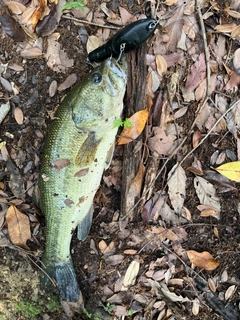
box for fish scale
[38,57,127,303]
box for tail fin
[41,255,81,303]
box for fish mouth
[106,57,127,82]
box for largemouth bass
[38,57,127,303]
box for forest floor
[0,0,240,319]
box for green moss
[15,294,61,318]
[45,295,62,311]
[15,301,41,318]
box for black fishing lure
[88,18,158,63]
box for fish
[88,18,158,63]
[38,56,127,303]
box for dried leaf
[5,1,26,14]
[99,240,115,255]
[14,107,24,125]
[215,23,237,33]
[225,71,240,90]
[208,278,216,292]
[1,76,12,92]
[192,130,202,148]
[98,239,107,253]
[86,35,103,54]
[187,250,220,270]
[164,4,184,52]
[126,162,145,210]
[0,12,25,41]
[118,108,148,145]
[231,25,240,40]
[58,74,77,91]
[156,55,167,76]
[167,163,186,214]
[20,45,42,59]
[49,80,58,97]
[27,0,48,31]
[36,3,57,35]
[197,204,220,220]
[104,254,124,265]
[225,8,240,19]
[194,176,221,212]
[214,161,240,182]
[213,227,219,238]
[123,249,137,255]
[185,53,206,92]
[204,170,236,193]
[148,127,174,155]
[225,285,235,301]
[7,158,25,199]
[148,279,190,303]
[6,205,31,249]
[121,260,140,291]
[174,106,188,119]
[45,33,74,73]
[192,298,200,315]
[233,48,240,75]
[221,270,228,283]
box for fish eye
[92,73,102,84]
[147,20,158,31]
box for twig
[62,15,120,30]
[195,0,211,98]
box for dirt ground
[0,0,240,319]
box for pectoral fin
[75,132,100,167]
[77,206,93,241]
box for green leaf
[123,118,133,128]
[62,1,85,11]
[113,119,123,128]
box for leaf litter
[0,0,240,318]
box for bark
[120,45,147,220]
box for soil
[0,0,240,320]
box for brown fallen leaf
[14,107,24,125]
[117,108,148,145]
[225,285,236,301]
[185,52,206,92]
[121,260,140,291]
[156,54,167,76]
[126,161,145,209]
[148,127,174,155]
[58,74,77,91]
[192,298,200,316]
[0,12,25,42]
[6,1,26,14]
[215,23,237,33]
[27,0,47,31]
[208,277,216,292]
[6,205,31,250]
[104,254,124,266]
[123,249,137,255]
[7,158,25,199]
[197,204,220,220]
[187,250,220,270]
[192,130,201,148]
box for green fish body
[38,57,127,302]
